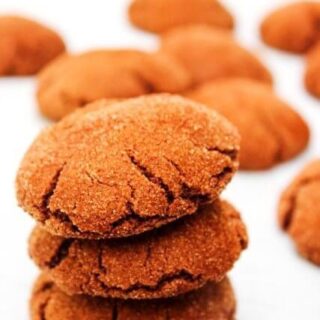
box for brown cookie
[160,25,273,86]
[37,50,192,120]
[16,95,240,239]
[186,79,310,170]
[305,42,320,98]
[31,273,236,320]
[29,200,248,299]
[0,16,65,75]
[128,0,234,33]
[261,2,320,53]
[278,160,320,266]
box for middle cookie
[29,200,248,300]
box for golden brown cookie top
[128,0,234,33]
[160,25,273,86]
[37,49,192,120]
[0,15,65,75]
[279,159,320,265]
[31,273,236,320]
[305,42,320,98]
[186,78,310,170]
[17,95,240,239]
[29,200,247,299]
[261,2,320,53]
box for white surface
[0,0,319,319]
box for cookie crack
[112,301,119,320]
[46,238,74,269]
[39,296,51,320]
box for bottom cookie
[30,273,236,320]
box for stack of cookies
[16,95,248,319]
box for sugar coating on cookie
[305,42,320,98]
[30,273,236,320]
[160,25,272,86]
[0,16,65,75]
[37,50,192,120]
[29,200,247,299]
[261,2,320,53]
[128,0,234,33]
[279,160,320,266]
[186,78,310,170]
[17,95,240,239]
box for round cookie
[279,159,320,266]
[17,95,240,239]
[186,79,310,170]
[305,42,320,98]
[29,200,248,299]
[31,273,236,320]
[260,2,320,53]
[128,0,234,33]
[0,15,65,75]
[160,25,272,86]
[37,50,192,120]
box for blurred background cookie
[31,273,236,320]
[16,95,240,239]
[305,42,320,98]
[260,2,320,53]
[160,25,272,86]
[0,15,65,75]
[186,78,310,170]
[128,0,234,33]
[279,159,320,266]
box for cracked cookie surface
[17,95,240,239]
[160,25,272,86]
[0,15,65,75]
[128,0,234,33]
[279,159,320,266]
[186,79,310,170]
[37,50,192,120]
[29,200,247,299]
[31,273,236,320]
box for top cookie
[0,16,65,75]
[160,25,273,86]
[128,0,234,33]
[305,42,320,98]
[261,2,320,53]
[16,95,240,239]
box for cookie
[16,95,240,239]
[186,79,310,170]
[278,160,320,266]
[160,25,272,86]
[0,15,65,75]
[261,2,320,53]
[29,200,247,299]
[128,0,234,33]
[37,50,192,120]
[305,42,320,98]
[31,273,236,320]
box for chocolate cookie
[305,42,320,98]
[128,0,234,33]
[29,200,247,299]
[261,2,320,53]
[17,95,240,239]
[186,79,310,170]
[279,160,320,266]
[31,273,236,320]
[160,25,272,86]
[0,16,65,75]
[37,50,192,120]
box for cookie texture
[31,273,236,320]
[305,42,320,98]
[186,79,310,170]
[37,50,192,120]
[0,15,65,75]
[279,160,320,266]
[29,200,247,299]
[128,0,234,33]
[17,95,240,239]
[160,25,272,86]
[261,2,320,53]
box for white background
[0,0,319,319]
